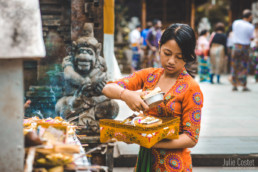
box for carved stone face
[75,47,96,74]
[73,36,101,74]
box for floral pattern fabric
[111,67,203,172]
[231,44,250,86]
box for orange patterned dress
[112,67,203,172]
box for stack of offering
[24,117,77,137]
[23,116,41,134]
[23,116,82,172]
[122,114,162,127]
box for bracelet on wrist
[119,89,127,100]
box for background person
[209,22,228,84]
[196,29,210,82]
[129,24,143,72]
[141,21,153,47]
[103,23,203,172]
[231,9,254,91]
[141,21,153,68]
[146,19,162,68]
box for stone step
[26,91,62,98]
[28,85,62,92]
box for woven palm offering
[100,115,179,148]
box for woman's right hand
[121,90,149,112]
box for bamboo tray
[99,116,180,148]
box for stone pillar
[0,1,45,171]
[0,60,24,171]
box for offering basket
[100,116,180,148]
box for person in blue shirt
[141,21,153,68]
[141,21,152,47]
[146,19,162,68]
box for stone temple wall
[24,0,104,118]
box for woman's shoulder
[189,78,202,93]
[129,68,163,82]
[183,75,202,92]
[175,76,203,102]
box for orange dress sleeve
[109,68,153,91]
[181,83,203,143]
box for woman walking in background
[209,22,227,84]
[196,30,210,82]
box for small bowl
[143,92,165,108]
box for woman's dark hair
[159,23,197,77]
[215,22,225,32]
[199,29,208,36]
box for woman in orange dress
[103,23,203,172]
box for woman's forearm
[102,83,125,99]
[103,83,149,112]
[152,133,196,149]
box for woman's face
[159,39,186,76]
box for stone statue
[55,23,119,134]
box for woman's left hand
[152,140,164,149]
[152,143,159,149]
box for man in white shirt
[129,25,142,72]
[231,9,254,91]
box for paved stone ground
[112,74,258,170]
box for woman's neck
[163,69,181,79]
